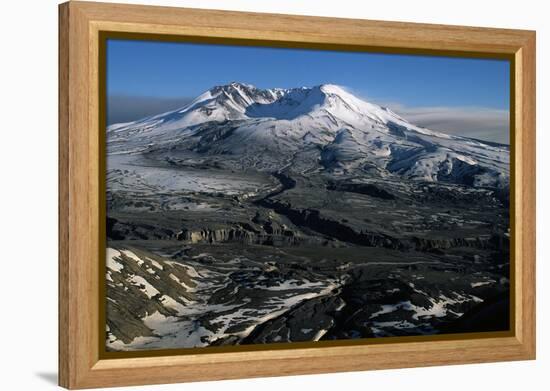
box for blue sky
[106,39,510,143]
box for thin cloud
[107,95,192,125]
[384,103,510,145]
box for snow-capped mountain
[108,82,509,188]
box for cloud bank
[388,104,510,145]
[107,95,192,125]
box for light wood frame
[59,1,536,389]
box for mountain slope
[107,82,509,188]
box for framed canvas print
[58,1,536,389]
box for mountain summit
[108,83,509,188]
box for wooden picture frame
[59,1,536,389]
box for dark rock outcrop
[327,181,396,200]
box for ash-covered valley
[106,83,510,351]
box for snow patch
[129,275,160,298]
[106,248,124,272]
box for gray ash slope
[106,82,510,351]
